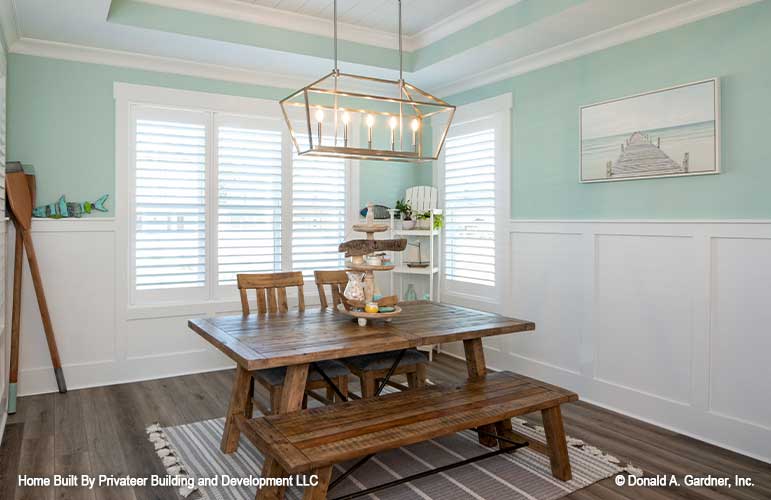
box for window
[437,93,511,307]
[443,128,496,287]
[217,118,283,285]
[123,87,355,304]
[134,109,208,291]
[291,135,347,277]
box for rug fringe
[146,422,199,499]
[524,417,643,478]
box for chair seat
[344,349,428,372]
[254,360,350,387]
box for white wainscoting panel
[594,234,695,405]
[508,231,585,375]
[444,220,771,463]
[8,219,234,397]
[709,237,771,430]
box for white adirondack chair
[405,185,438,215]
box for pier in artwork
[607,131,688,178]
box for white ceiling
[230,0,483,36]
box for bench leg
[303,467,332,500]
[360,371,376,399]
[541,406,572,481]
[221,365,252,453]
[257,364,310,500]
[463,339,498,447]
[245,377,255,419]
[406,363,426,389]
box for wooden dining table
[188,301,535,496]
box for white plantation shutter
[217,117,283,285]
[444,128,496,287]
[291,138,347,277]
[126,91,356,304]
[133,108,207,291]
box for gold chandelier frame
[279,0,455,163]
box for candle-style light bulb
[365,114,375,148]
[315,108,325,147]
[410,118,420,151]
[341,110,350,147]
[389,116,398,151]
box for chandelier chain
[333,0,338,73]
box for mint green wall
[448,1,771,219]
[108,0,406,71]
[7,54,418,215]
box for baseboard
[439,348,770,464]
[0,410,7,446]
[18,350,235,397]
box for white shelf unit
[389,210,442,303]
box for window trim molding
[434,92,512,313]
[115,82,359,309]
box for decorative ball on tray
[338,202,407,326]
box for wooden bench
[239,371,578,499]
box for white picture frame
[580,78,720,183]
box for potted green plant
[395,199,415,229]
[416,210,444,230]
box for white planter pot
[402,219,416,230]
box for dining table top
[188,301,535,370]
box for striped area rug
[150,415,636,500]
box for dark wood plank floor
[1,354,769,500]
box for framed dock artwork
[580,78,720,182]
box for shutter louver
[292,138,346,277]
[444,129,496,287]
[134,117,207,290]
[217,124,283,285]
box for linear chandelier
[280,0,455,163]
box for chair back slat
[297,285,306,311]
[405,185,438,213]
[267,287,278,312]
[314,270,348,309]
[237,272,304,315]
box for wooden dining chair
[238,272,349,415]
[314,270,428,397]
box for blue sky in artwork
[582,81,715,140]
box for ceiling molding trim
[409,0,521,49]
[0,0,21,50]
[137,0,522,52]
[9,37,310,90]
[140,0,399,50]
[434,0,763,97]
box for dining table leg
[463,338,499,447]
[257,363,310,500]
[221,364,253,454]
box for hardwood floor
[1,354,769,500]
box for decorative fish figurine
[33,194,109,218]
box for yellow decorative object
[364,302,379,314]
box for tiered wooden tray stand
[337,223,403,326]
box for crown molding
[9,37,310,90]
[434,0,764,97]
[140,0,399,50]
[136,0,520,52]
[409,0,521,49]
[0,0,20,50]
